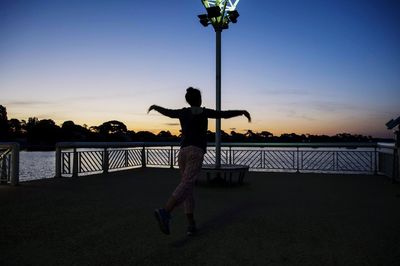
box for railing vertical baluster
[64,153,68,174]
[72,148,78,177]
[103,148,109,173]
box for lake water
[20,151,55,182]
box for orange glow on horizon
[6,109,393,139]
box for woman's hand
[242,110,251,122]
[148,105,158,114]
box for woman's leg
[175,147,204,229]
[164,147,187,213]
[157,146,203,235]
[165,196,177,213]
[172,146,203,207]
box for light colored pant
[172,146,204,214]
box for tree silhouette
[135,131,157,142]
[92,120,129,141]
[220,130,230,142]
[8,119,23,137]
[61,120,91,141]
[206,130,215,142]
[97,120,127,134]
[260,131,273,138]
[157,131,179,142]
[0,105,9,140]
[26,117,39,132]
[0,104,382,150]
[245,130,265,142]
[27,119,61,149]
[279,133,303,143]
[230,131,246,142]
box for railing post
[373,147,377,175]
[229,146,232,165]
[232,147,235,165]
[141,145,146,168]
[393,147,399,184]
[334,151,337,172]
[397,148,400,183]
[72,148,78,177]
[55,146,61,178]
[103,148,109,174]
[1,156,7,183]
[124,150,128,168]
[296,147,300,173]
[261,149,264,169]
[170,146,174,169]
[10,143,19,186]
[396,130,400,183]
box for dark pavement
[1,168,399,265]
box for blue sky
[0,0,399,137]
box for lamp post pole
[215,29,222,168]
[198,1,240,169]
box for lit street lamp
[198,0,240,168]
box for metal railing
[0,142,20,185]
[376,143,398,182]
[55,142,386,177]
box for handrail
[221,142,378,148]
[0,142,20,185]
[56,142,164,149]
[56,141,379,149]
[377,143,395,149]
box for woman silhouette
[149,87,251,236]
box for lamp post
[198,0,240,168]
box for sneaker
[187,223,197,236]
[154,208,171,235]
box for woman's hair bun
[185,87,201,106]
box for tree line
[0,105,380,150]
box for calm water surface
[20,151,54,182]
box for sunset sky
[1,0,399,138]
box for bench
[201,164,249,185]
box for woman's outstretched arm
[205,109,251,122]
[148,105,181,118]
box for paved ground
[1,168,399,266]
